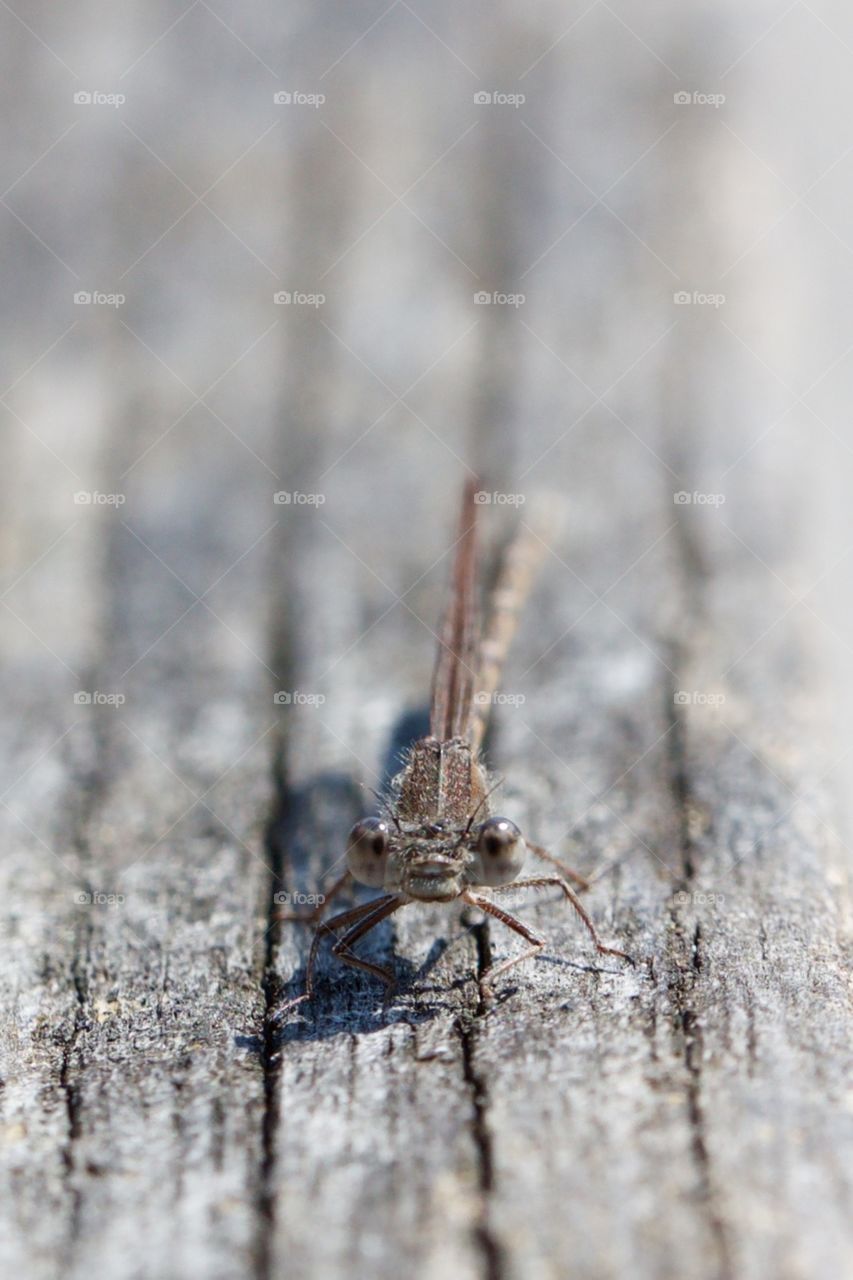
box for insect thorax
[394,736,488,826]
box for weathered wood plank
[0,3,287,1266]
[0,3,850,1280]
[0,368,277,1279]
[264,6,852,1280]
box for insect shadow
[265,705,467,1044]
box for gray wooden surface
[1,4,851,1279]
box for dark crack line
[253,741,289,1280]
[58,947,89,1246]
[456,917,507,1280]
[666,657,734,1280]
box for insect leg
[461,889,545,992]
[490,876,633,964]
[273,895,392,1022]
[526,840,590,890]
[331,894,406,995]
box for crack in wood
[458,1010,506,1280]
[666,656,734,1280]
[58,951,88,1248]
[453,913,505,1280]
[254,745,289,1280]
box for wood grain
[0,4,850,1280]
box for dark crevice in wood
[665,598,734,1280]
[676,925,732,1280]
[452,910,504,1280]
[252,209,341,1266]
[253,222,338,1250]
[458,1014,506,1280]
[254,738,290,1280]
[253,426,305,1278]
[171,1077,187,1200]
[667,655,696,882]
[58,949,88,1248]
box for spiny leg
[461,889,546,994]
[331,894,406,998]
[272,895,393,1022]
[490,876,633,964]
[526,840,590,890]
[274,868,353,925]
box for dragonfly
[277,479,632,1016]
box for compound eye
[472,817,525,886]
[346,817,390,888]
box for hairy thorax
[385,736,490,902]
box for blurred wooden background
[1,3,851,1278]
